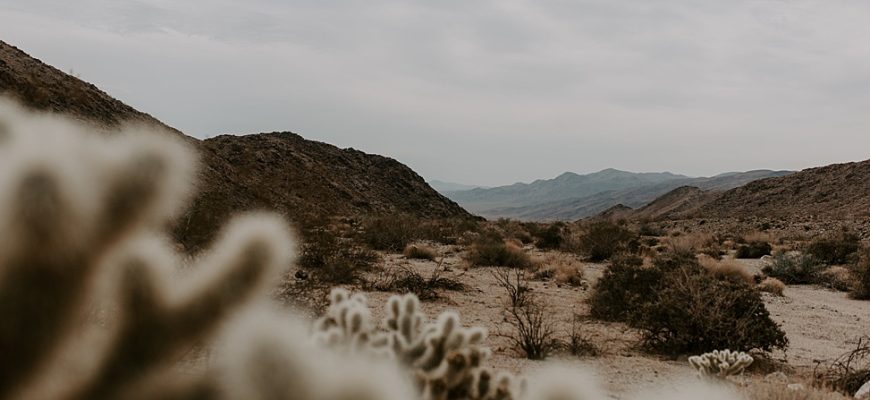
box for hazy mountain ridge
[0,40,470,249]
[428,179,487,193]
[446,168,791,220]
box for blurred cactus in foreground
[689,349,754,378]
[0,98,743,400]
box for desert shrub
[762,252,825,284]
[535,254,586,287]
[665,232,720,257]
[402,243,437,260]
[578,221,637,261]
[638,223,662,237]
[807,232,861,265]
[633,264,788,354]
[358,214,419,251]
[590,253,787,354]
[567,314,599,357]
[587,255,661,321]
[465,235,533,268]
[300,229,379,284]
[814,336,870,396]
[534,223,564,250]
[818,266,857,292]
[851,249,870,300]
[367,265,464,301]
[758,277,786,296]
[697,254,755,285]
[736,241,772,258]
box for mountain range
[444,168,792,220]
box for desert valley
[1,9,869,400]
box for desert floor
[359,245,869,398]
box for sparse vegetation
[578,221,637,261]
[852,249,870,300]
[465,235,533,268]
[590,253,788,354]
[736,240,773,258]
[806,232,861,265]
[402,243,438,260]
[367,265,464,301]
[758,277,786,296]
[762,252,825,285]
[814,336,870,396]
[299,229,379,284]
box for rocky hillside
[0,40,470,249]
[698,159,870,220]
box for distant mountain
[444,169,791,220]
[698,160,870,219]
[0,40,471,249]
[428,179,487,193]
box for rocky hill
[0,40,470,249]
[698,159,870,220]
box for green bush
[735,241,772,258]
[806,233,860,265]
[579,221,637,261]
[589,253,788,355]
[762,253,825,284]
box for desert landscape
[1,2,869,399]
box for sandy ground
[356,246,869,397]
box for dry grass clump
[697,254,756,285]
[465,235,533,269]
[534,254,586,287]
[818,266,857,292]
[403,243,438,260]
[742,230,777,244]
[665,232,720,256]
[758,277,786,296]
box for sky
[1,0,868,187]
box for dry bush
[491,267,531,308]
[814,336,870,396]
[818,266,857,292]
[697,254,755,285]
[852,249,870,300]
[368,264,464,301]
[742,230,776,244]
[535,254,586,287]
[763,252,826,284]
[299,229,379,284]
[403,243,437,260]
[567,314,599,357]
[736,241,773,259]
[358,214,419,252]
[590,253,787,355]
[806,232,861,265]
[532,223,565,250]
[665,232,720,256]
[758,277,786,296]
[577,221,638,261]
[465,235,533,269]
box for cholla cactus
[0,99,296,399]
[688,349,754,378]
[313,289,523,400]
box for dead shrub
[818,266,857,292]
[567,314,599,357]
[402,243,437,260]
[814,336,870,396]
[368,264,464,301]
[492,267,531,308]
[697,254,755,285]
[535,254,586,287]
[758,277,786,296]
[465,235,533,269]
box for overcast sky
[1,1,868,186]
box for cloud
[1,0,869,186]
